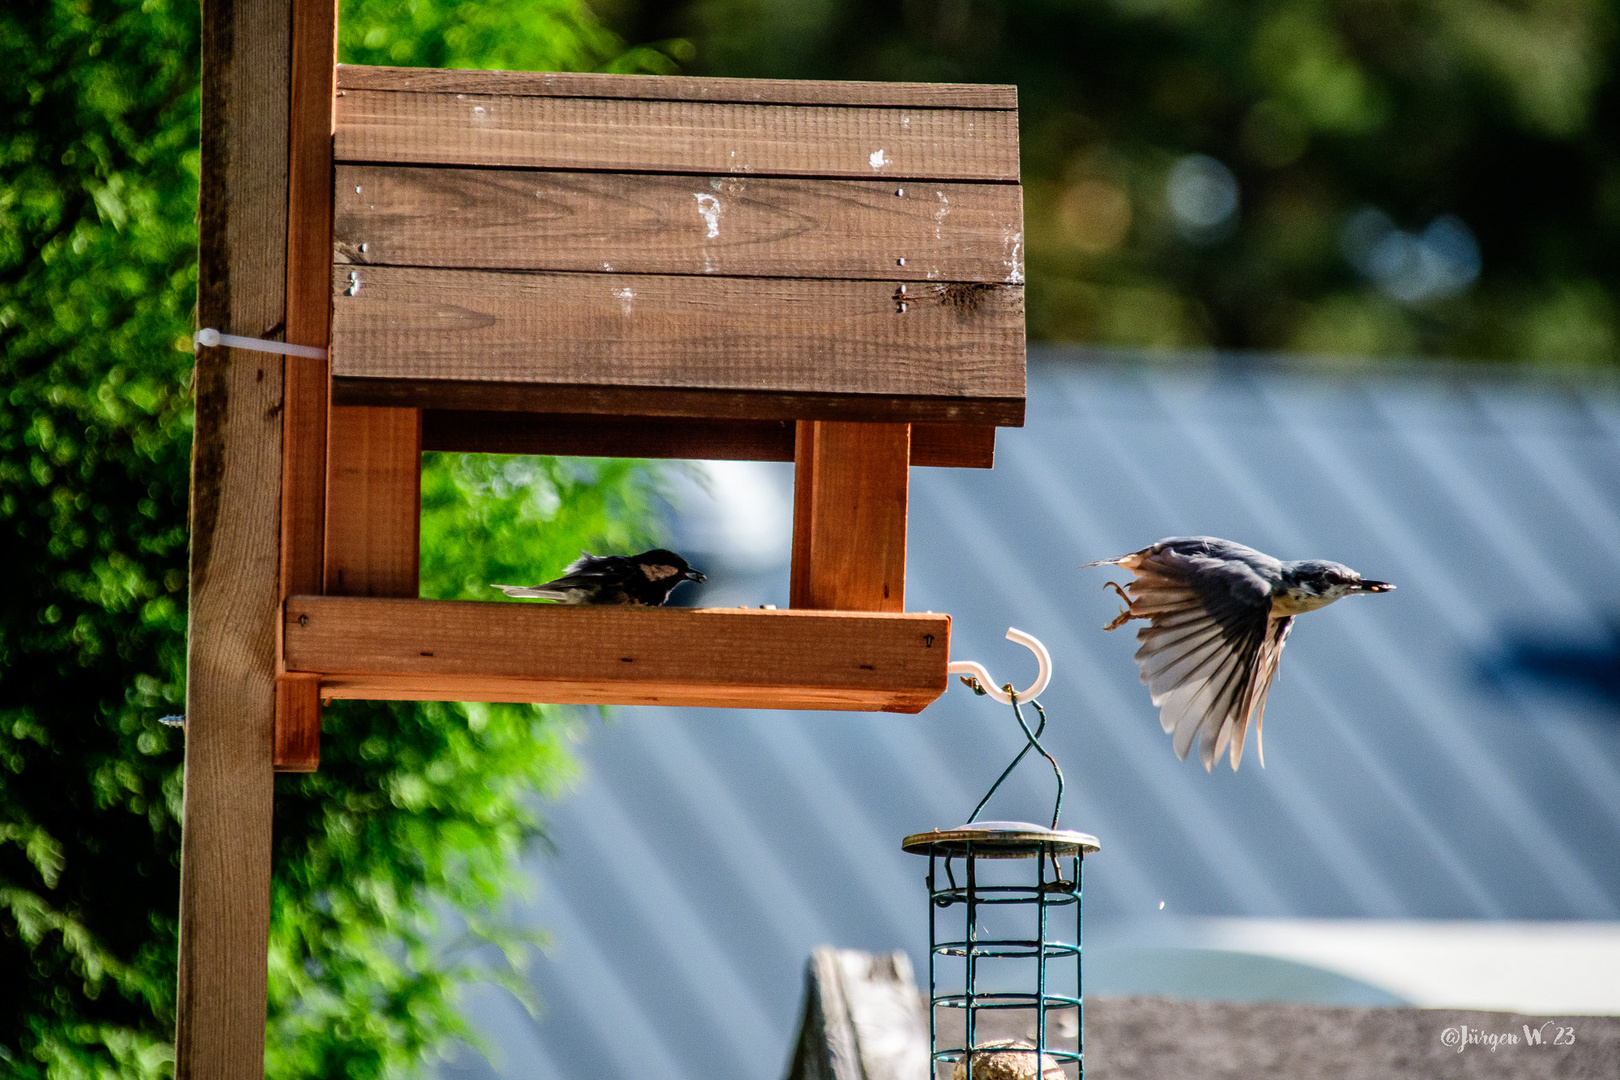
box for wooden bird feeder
[269,62,1025,771]
[182,2,1025,1066]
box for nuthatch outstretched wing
[493,549,705,606]
[1084,536,1393,772]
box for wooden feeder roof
[329,65,1026,426]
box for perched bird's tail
[491,584,567,600]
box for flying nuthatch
[1084,536,1393,772]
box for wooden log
[324,406,422,598]
[329,266,1024,421]
[335,90,1019,182]
[275,0,337,773]
[177,0,290,1069]
[420,411,995,469]
[791,422,910,612]
[283,598,951,714]
[334,167,1025,285]
[337,64,1016,110]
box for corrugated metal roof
[436,349,1620,1080]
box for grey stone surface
[942,996,1620,1079]
[1082,998,1619,1080]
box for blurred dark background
[590,0,1620,365]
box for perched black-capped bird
[1082,536,1393,772]
[492,549,705,607]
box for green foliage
[264,455,667,1080]
[1,0,200,1074]
[0,0,675,1077]
[612,0,1620,364]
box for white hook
[946,627,1052,705]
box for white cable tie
[194,327,327,360]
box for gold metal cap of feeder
[902,821,1100,858]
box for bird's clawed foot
[1102,580,1137,631]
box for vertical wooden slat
[177,0,289,1072]
[790,421,910,612]
[324,405,422,597]
[274,673,323,772]
[275,0,337,771]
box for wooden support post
[791,421,910,612]
[177,0,290,1071]
[324,405,422,598]
[275,0,338,772]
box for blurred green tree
[604,0,1620,364]
[0,0,678,1077]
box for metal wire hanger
[948,629,1065,830]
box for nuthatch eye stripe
[1083,536,1394,772]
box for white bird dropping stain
[1004,231,1024,284]
[934,191,951,238]
[613,286,634,314]
[693,193,722,239]
[870,148,890,169]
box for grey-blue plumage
[1084,536,1393,772]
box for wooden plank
[341,379,1022,427]
[329,266,1024,410]
[791,422,910,612]
[178,0,289,1069]
[785,949,928,1080]
[276,0,336,773]
[284,597,951,714]
[324,406,422,598]
[424,411,794,461]
[274,673,321,772]
[334,167,1025,284]
[335,90,1020,181]
[421,410,995,468]
[337,64,1016,110]
[913,423,995,470]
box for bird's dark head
[635,549,706,585]
[1280,559,1394,605]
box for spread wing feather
[1092,537,1291,772]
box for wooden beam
[342,380,1022,428]
[275,0,337,773]
[334,167,1024,284]
[324,405,422,598]
[284,598,951,714]
[274,674,322,773]
[336,64,1017,110]
[421,411,995,468]
[329,267,1023,417]
[335,90,1019,182]
[791,422,910,612]
[178,0,289,1070]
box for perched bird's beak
[1356,580,1395,593]
[685,569,707,583]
